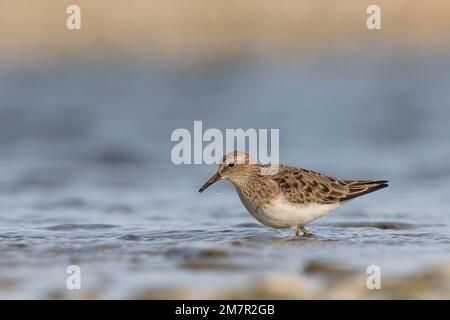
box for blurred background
[0,0,449,299]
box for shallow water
[0,55,449,298]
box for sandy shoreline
[1,0,450,63]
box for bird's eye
[228,163,235,168]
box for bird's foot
[300,226,313,238]
[303,231,313,238]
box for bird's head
[199,151,256,192]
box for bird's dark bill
[199,173,221,193]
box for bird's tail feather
[340,180,389,202]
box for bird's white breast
[248,196,340,228]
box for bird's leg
[294,226,300,237]
[300,226,313,238]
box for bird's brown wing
[269,165,388,205]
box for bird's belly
[248,196,339,228]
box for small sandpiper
[199,151,388,237]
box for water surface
[0,56,449,298]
